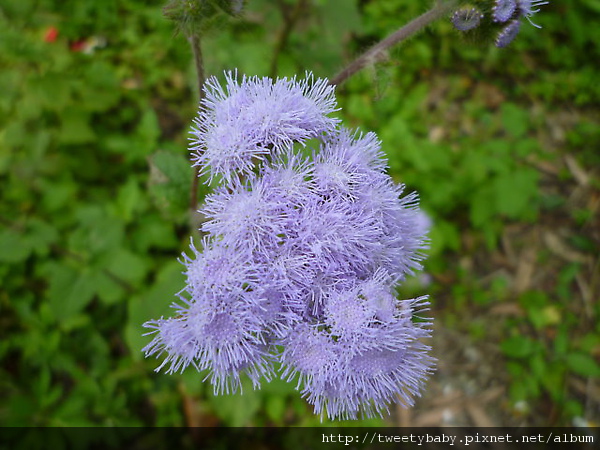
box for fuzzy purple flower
[144,72,433,420]
[281,277,433,420]
[144,241,276,393]
[189,71,339,183]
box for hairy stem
[189,33,205,215]
[270,0,307,78]
[329,1,457,86]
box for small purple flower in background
[492,0,517,23]
[451,7,484,31]
[450,0,549,48]
[144,72,434,420]
[517,0,549,28]
[496,19,522,47]
[494,0,549,46]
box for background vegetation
[1,0,598,427]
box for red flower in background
[70,40,87,52]
[44,26,59,43]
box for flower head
[281,289,434,420]
[190,72,339,183]
[199,174,290,256]
[145,72,433,421]
[144,241,277,394]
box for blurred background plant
[0,0,598,427]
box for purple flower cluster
[450,0,549,48]
[143,72,433,420]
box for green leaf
[148,150,192,215]
[0,228,32,263]
[208,381,261,426]
[28,73,72,112]
[530,354,546,379]
[492,169,539,219]
[500,336,535,358]
[26,218,59,257]
[3,121,27,149]
[265,395,286,424]
[136,109,160,148]
[40,178,78,212]
[70,205,125,257]
[150,150,189,182]
[557,263,581,300]
[78,61,120,112]
[429,220,460,254]
[469,185,495,228]
[554,325,571,355]
[506,361,524,377]
[59,108,95,144]
[566,353,600,377]
[113,178,144,223]
[3,395,38,426]
[133,219,179,252]
[501,103,530,139]
[93,271,125,305]
[99,248,149,286]
[582,0,600,13]
[579,333,600,354]
[125,260,185,359]
[45,263,97,320]
[346,94,375,123]
[539,362,566,401]
[310,0,362,72]
[0,71,20,113]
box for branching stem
[329,1,457,86]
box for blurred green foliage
[1,0,598,427]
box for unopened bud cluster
[451,0,549,47]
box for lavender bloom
[145,72,433,420]
[199,174,290,256]
[190,72,339,183]
[310,129,427,279]
[144,241,275,394]
[281,277,433,420]
[493,0,517,22]
[313,130,387,200]
[451,7,483,31]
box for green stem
[329,1,457,86]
